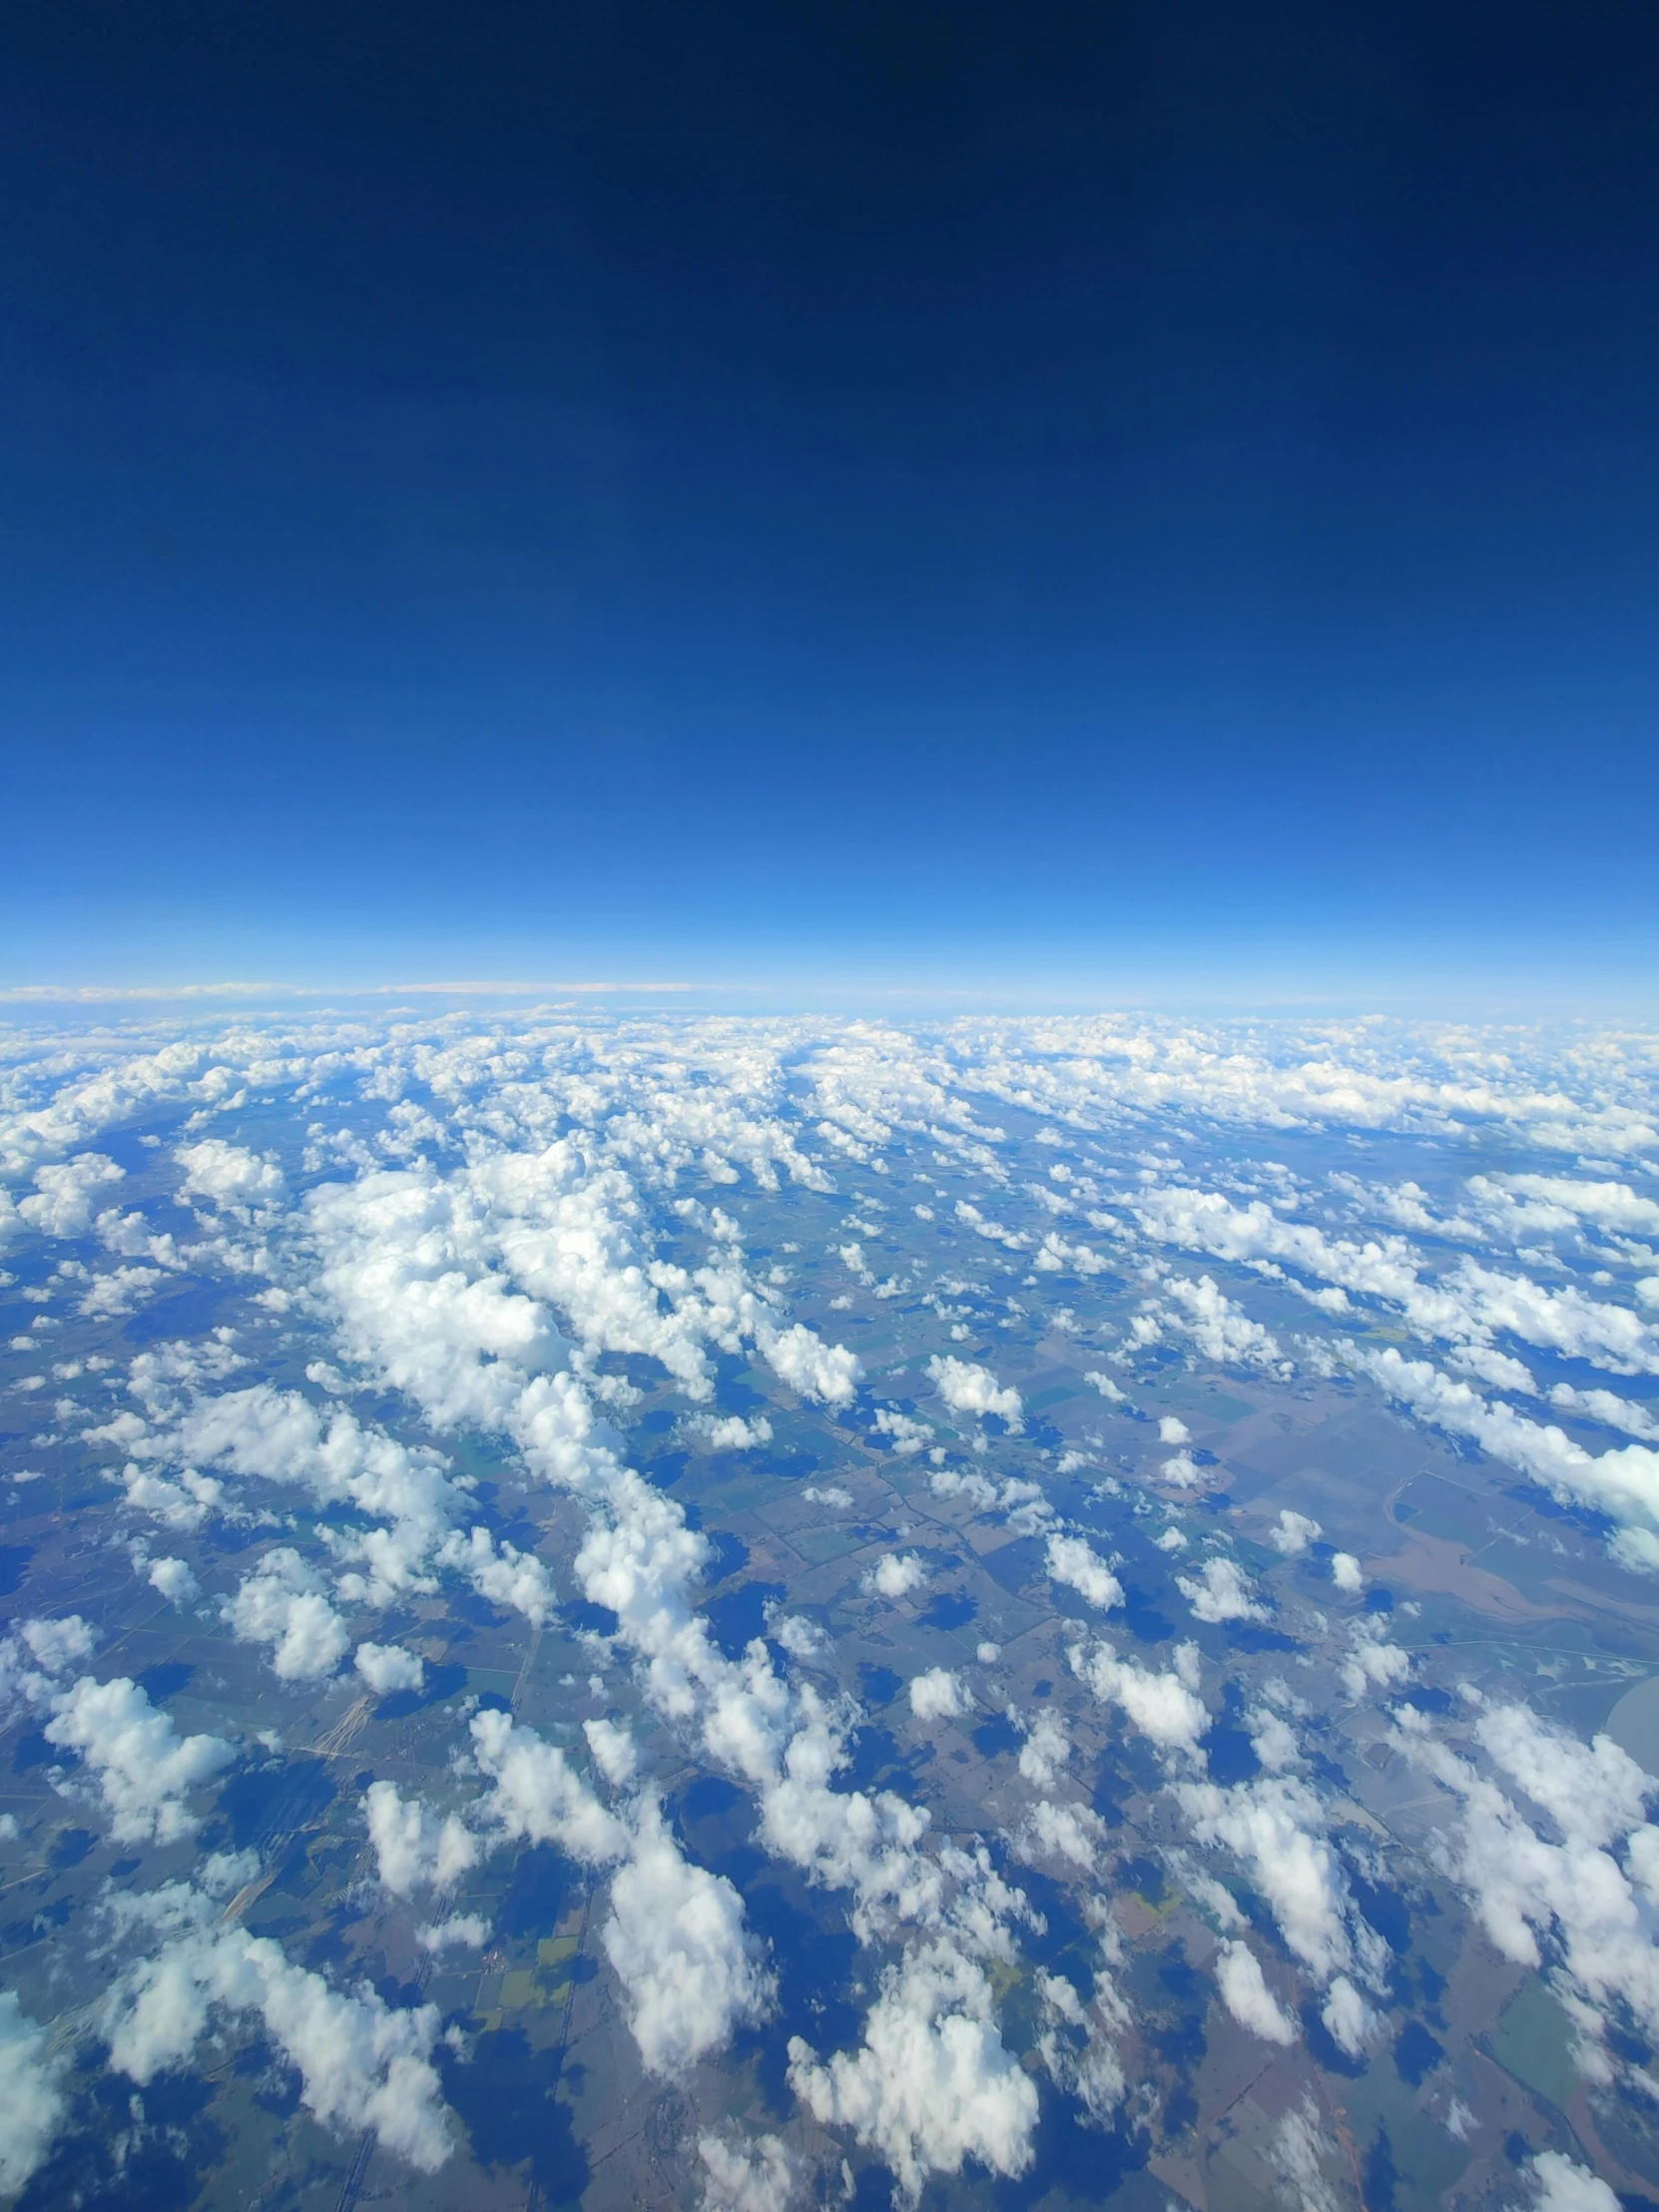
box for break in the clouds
[2,1008,1659,2204]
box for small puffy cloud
[1268,1509,1322,1556]
[363,1780,480,1898]
[44,1674,233,1843]
[1013,1798,1107,1871]
[699,2131,795,2212]
[1341,1618,1410,1699]
[1017,1710,1068,1788]
[1270,2095,1346,2212]
[1528,2153,1620,2212]
[954,1200,1028,1252]
[1249,1706,1302,1774]
[908,1668,967,1723]
[0,1991,65,2195]
[690,1411,774,1451]
[929,1464,1049,1526]
[147,1555,200,1606]
[102,1893,454,2172]
[1320,1975,1378,2058]
[175,1138,287,1212]
[603,1799,773,2076]
[1177,1556,1270,1626]
[79,1264,164,1318]
[864,1552,927,1601]
[803,1484,853,1508]
[583,1716,639,1788]
[1331,1552,1364,1592]
[470,1710,628,1866]
[1215,1939,1297,2045]
[770,1613,827,1662]
[872,1407,932,1456]
[760,1321,861,1407]
[1032,1232,1110,1276]
[1179,1775,1367,1983]
[1033,1966,1126,2127]
[222,1550,349,1681]
[19,1153,124,1238]
[925,1355,1023,1430]
[789,1941,1038,2203]
[437,1525,553,1629]
[1158,1415,1191,1445]
[1045,1532,1124,1613]
[354,1642,425,1695]
[1159,1451,1205,1489]
[1071,1638,1210,1759]
[1,1615,98,1721]
[417,1914,489,1952]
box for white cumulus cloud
[0,1991,65,2196]
[1215,1938,1297,2044]
[222,1549,349,1681]
[908,1668,967,1723]
[864,1552,927,1601]
[354,1641,425,1695]
[789,1940,1037,2204]
[925,1356,1024,1430]
[1045,1532,1124,1613]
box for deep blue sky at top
[1,0,1654,998]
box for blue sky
[1,0,1654,1004]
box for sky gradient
[1,0,1655,1002]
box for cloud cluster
[1391,1701,1659,2073]
[1127,1270,1289,1373]
[698,2130,795,2212]
[864,1552,927,1600]
[19,1152,125,1237]
[1177,1772,1384,2040]
[363,1779,480,1898]
[1336,1345,1659,1571]
[1069,1637,1210,1758]
[789,1940,1038,2204]
[44,1674,234,1843]
[1044,1533,1124,1613]
[908,1668,967,1723]
[1033,1959,1128,2125]
[468,1711,771,2076]
[0,1613,98,1725]
[1136,1181,1659,1381]
[354,1640,424,1694]
[31,1007,1653,2197]
[0,1991,65,2196]
[1176,1555,1270,1625]
[101,1884,454,2171]
[1214,1938,1297,2044]
[222,1548,349,1681]
[925,1356,1023,1429]
[604,1800,774,2075]
[175,1138,287,1213]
